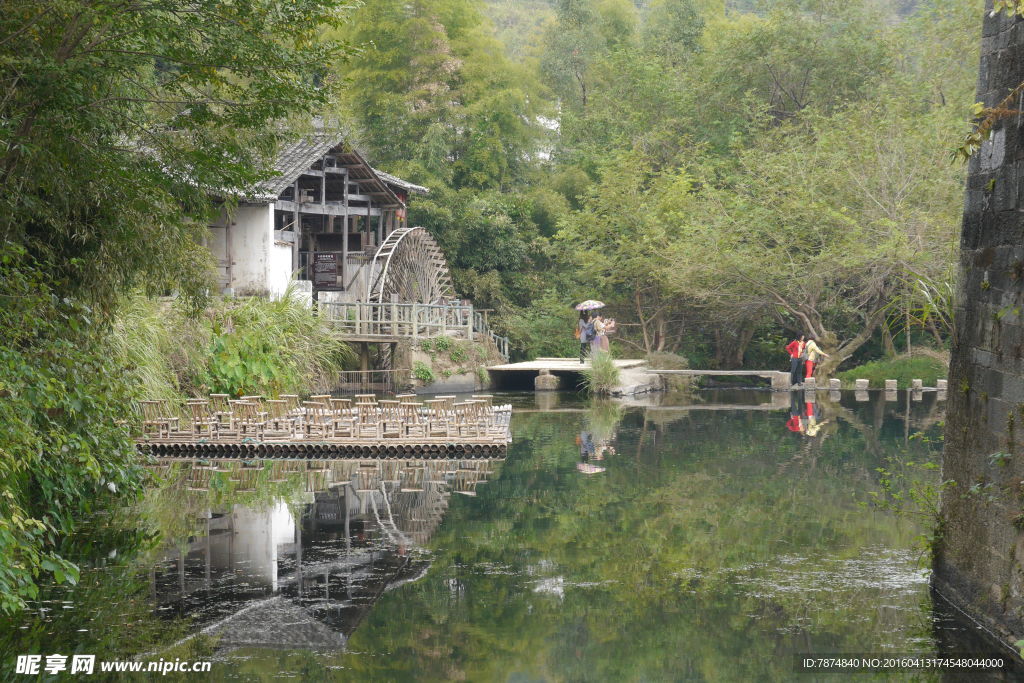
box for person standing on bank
[592,314,608,354]
[577,312,594,364]
[785,334,806,387]
[803,336,829,380]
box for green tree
[334,0,544,190]
[0,0,356,612]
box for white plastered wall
[228,204,275,296]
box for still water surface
[3,389,1015,680]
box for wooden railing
[318,301,510,360]
[335,369,410,394]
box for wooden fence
[319,301,510,360]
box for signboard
[313,252,338,288]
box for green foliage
[0,245,145,613]
[581,351,620,394]
[413,361,436,384]
[1,0,356,309]
[433,336,453,352]
[332,0,544,190]
[867,458,953,561]
[837,355,947,388]
[449,343,468,363]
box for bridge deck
[487,358,648,372]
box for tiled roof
[248,132,338,201]
[372,168,429,196]
[243,133,428,204]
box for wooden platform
[139,440,507,458]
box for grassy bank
[836,355,947,388]
[113,289,353,404]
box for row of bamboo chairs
[137,393,507,442]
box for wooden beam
[275,200,381,217]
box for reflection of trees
[337,401,943,681]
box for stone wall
[936,3,1024,648]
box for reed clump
[582,351,621,395]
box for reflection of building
[150,458,502,652]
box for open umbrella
[575,300,605,311]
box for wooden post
[391,297,398,337]
[412,303,419,340]
[341,169,349,289]
[441,306,447,337]
[466,304,473,340]
[292,180,301,274]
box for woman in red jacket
[785,335,806,387]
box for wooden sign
[313,252,338,287]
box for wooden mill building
[207,131,428,301]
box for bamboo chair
[378,400,402,438]
[423,399,450,438]
[310,394,332,406]
[399,402,427,437]
[138,400,172,439]
[329,397,352,415]
[279,394,300,415]
[354,393,378,405]
[395,393,418,404]
[209,394,233,432]
[231,401,265,439]
[186,400,219,439]
[353,402,381,439]
[264,400,293,436]
[302,401,330,439]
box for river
[2,389,1017,680]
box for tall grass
[112,286,353,401]
[201,285,353,396]
[110,296,207,402]
[581,352,621,395]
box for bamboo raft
[135,393,511,459]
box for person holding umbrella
[575,301,604,363]
[577,311,594,363]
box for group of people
[576,311,616,363]
[784,334,829,387]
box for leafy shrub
[449,343,468,364]
[413,361,436,384]
[419,338,433,353]
[433,336,452,351]
[477,366,491,387]
[837,354,947,388]
[582,352,621,395]
[198,286,352,397]
[0,247,146,613]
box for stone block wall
[936,3,1024,648]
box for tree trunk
[881,322,897,358]
[816,307,886,376]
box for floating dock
[138,439,508,458]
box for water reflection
[5,390,1017,681]
[148,458,503,654]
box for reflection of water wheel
[369,227,455,304]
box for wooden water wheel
[368,227,455,305]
